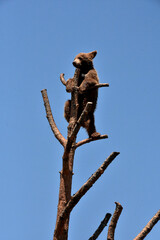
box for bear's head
[72,51,97,71]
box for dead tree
[41,64,160,240]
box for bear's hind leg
[84,113,101,139]
[64,100,71,122]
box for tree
[41,65,160,240]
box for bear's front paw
[91,132,101,139]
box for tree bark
[133,210,160,240]
[53,69,80,240]
[107,202,123,240]
[53,149,75,240]
[88,213,111,240]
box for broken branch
[91,83,109,89]
[41,89,67,147]
[107,202,123,240]
[133,209,160,240]
[88,213,111,240]
[60,73,66,86]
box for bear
[64,50,100,139]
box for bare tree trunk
[53,69,80,240]
[53,149,75,240]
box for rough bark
[53,69,80,240]
[88,213,111,240]
[41,89,66,147]
[75,134,108,148]
[133,209,160,240]
[56,152,120,234]
[107,202,123,240]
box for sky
[0,0,160,239]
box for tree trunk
[53,148,75,240]
[53,69,80,240]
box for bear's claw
[91,132,101,139]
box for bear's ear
[88,50,97,59]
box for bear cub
[64,50,100,139]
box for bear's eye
[78,57,82,60]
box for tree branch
[56,152,120,232]
[75,134,108,148]
[63,102,93,159]
[88,213,112,240]
[90,83,109,89]
[68,102,93,139]
[41,89,67,147]
[107,202,123,240]
[60,73,66,86]
[133,209,160,240]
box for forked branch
[107,202,123,240]
[133,209,160,240]
[56,152,120,233]
[88,213,111,240]
[41,89,66,147]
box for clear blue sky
[1,0,160,239]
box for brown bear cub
[64,50,100,139]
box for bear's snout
[72,61,76,67]
[72,58,81,67]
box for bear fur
[64,51,100,138]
